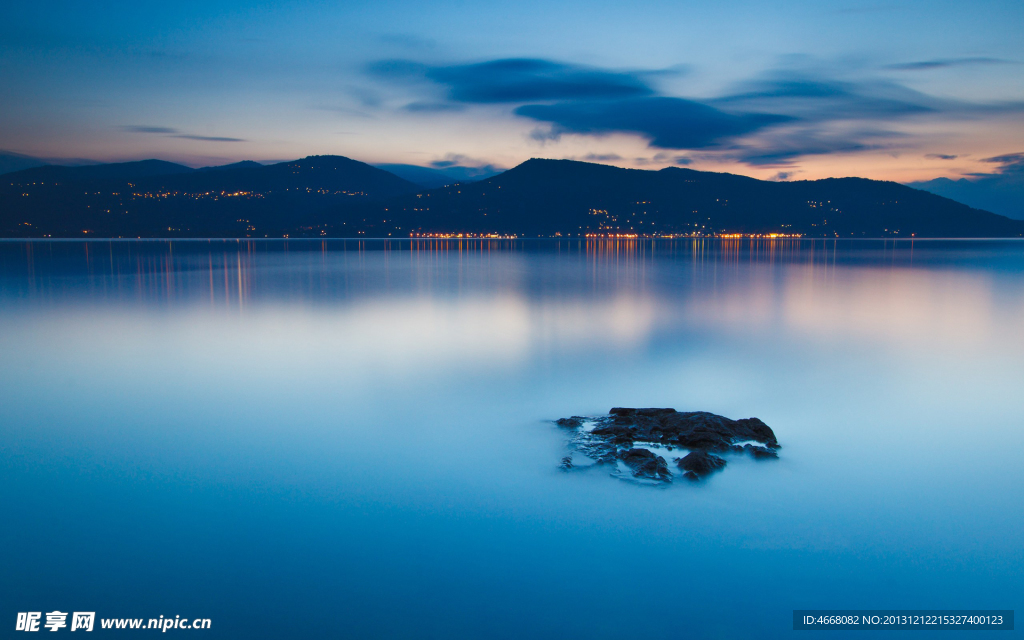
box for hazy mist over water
[1,239,1022,638]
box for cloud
[427,58,654,103]
[965,152,1024,180]
[885,57,1008,71]
[122,125,178,134]
[771,171,795,181]
[716,68,1024,122]
[516,97,789,149]
[366,55,1024,167]
[582,153,623,162]
[430,154,470,169]
[122,126,244,142]
[633,153,692,166]
[527,127,561,144]
[717,126,900,166]
[714,75,937,120]
[732,140,876,166]
[926,153,958,160]
[981,152,1024,170]
[427,153,500,175]
[171,135,245,142]
[413,154,504,182]
[370,58,654,103]
[705,65,1024,163]
[403,101,465,112]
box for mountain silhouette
[0,151,48,175]
[1,155,418,237]
[387,159,1024,238]
[197,160,265,172]
[2,156,1021,238]
[909,170,1024,221]
[10,159,194,183]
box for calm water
[1,239,1022,639]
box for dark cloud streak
[171,135,245,142]
[516,97,790,150]
[372,58,654,103]
[366,55,1024,167]
[885,57,1008,71]
[715,75,937,119]
[982,152,1024,168]
[403,101,465,112]
[122,125,178,134]
[121,126,244,142]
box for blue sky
[1,0,1022,182]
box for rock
[554,407,780,485]
[735,418,780,448]
[596,450,618,465]
[743,444,779,459]
[559,456,574,470]
[602,408,778,450]
[619,448,672,482]
[590,423,635,446]
[610,407,675,417]
[677,450,727,477]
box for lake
[1,238,1021,638]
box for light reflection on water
[1,239,1022,639]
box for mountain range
[908,169,1024,221]
[2,154,1021,238]
[1,156,418,237]
[388,159,1023,238]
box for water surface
[1,239,1022,638]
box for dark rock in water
[586,409,778,452]
[620,448,672,482]
[595,449,618,465]
[610,407,676,417]
[559,456,574,470]
[677,450,727,477]
[590,423,635,446]
[743,444,779,459]
[554,407,780,484]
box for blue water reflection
[1,239,1021,638]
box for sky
[1,0,1023,183]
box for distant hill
[127,155,417,196]
[374,163,501,188]
[0,152,47,175]
[197,160,264,172]
[908,173,1024,221]
[0,152,104,176]
[2,156,1021,238]
[8,159,195,184]
[387,159,1024,238]
[1,155,419,237]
